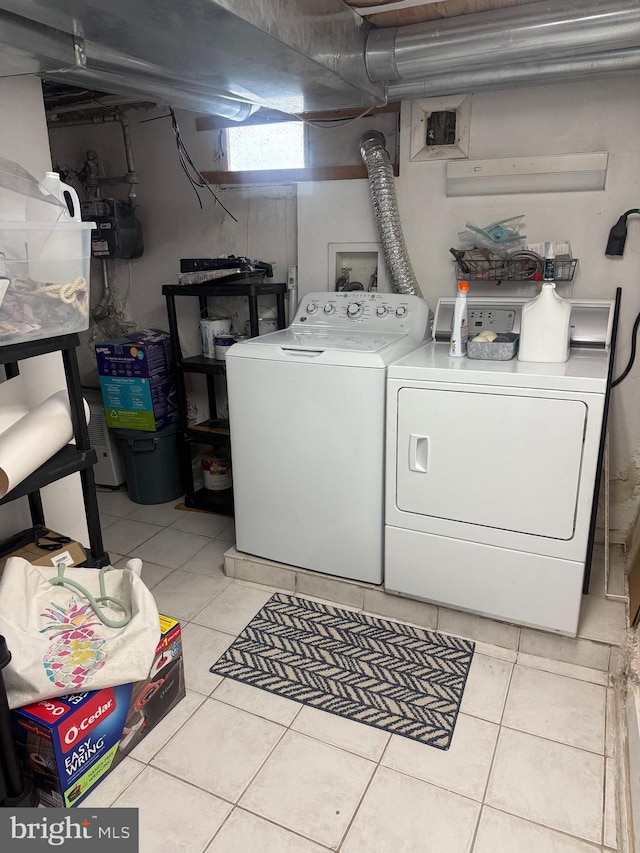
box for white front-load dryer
[226,291,429,583]
[385,295,616,635]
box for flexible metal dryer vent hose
[359,131,423,300]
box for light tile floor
[92,489,622,853]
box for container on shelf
[202,453,232,491]
[114,423,183,504]
[244,317,277,337]
[200,317,231,357]
[0,160,95,346]
[214,336,236,360]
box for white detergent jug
[518,282,571,363]
[27,172,85,283]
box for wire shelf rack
[454,258,578,282]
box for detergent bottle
[518,281,571,363]
[27,171,85,283]
[449,279,469,357]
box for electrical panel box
[81,198,144,260]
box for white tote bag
[0,557,160,710]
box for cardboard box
[0,533,86,575]
[13,615,185,807]
[95,329,177,431]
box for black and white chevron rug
[209,592,474,749]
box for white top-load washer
[226,291,429,583]
[385,295,616,636]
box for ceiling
[0,1,639,120]
[347,0,530,27]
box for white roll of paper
[0,377,29,434]
[0,390,90,497]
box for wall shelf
[454,258,578,282]
[178,355,228,375]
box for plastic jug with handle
[26,171,86,283]
[518,282,571,363]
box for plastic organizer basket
[467,333,519,361]
[0,220,94,346]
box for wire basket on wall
[454,258,578,282]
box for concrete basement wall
[50,75,640,545]
[49,106,296,420]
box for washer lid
[242,328,407,353]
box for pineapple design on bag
[40,598,108,690]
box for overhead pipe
[47,112,139,202]
[359,131,423,301]
[118,114,137,203]
[366,0,640,82]
[387,46,640,99]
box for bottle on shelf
[543,241,556,282]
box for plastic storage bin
[467,333,519,361]
[114,424,183,505]
[0,159,95,346]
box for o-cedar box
[12,615,184,807]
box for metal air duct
[360,131,423,300]
[388,46,640,99]
[46,67,260,121]
[366,0,640,82]
[0,0,384,114]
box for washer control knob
[376,305,388,317]
[323,303,336,315]
[347,303,363,318]
[395,305,408,318]
[306,302,318,314]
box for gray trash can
[114,423,182,504]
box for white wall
[49,107,297,418]
[0,76,88,545]
[298,76,640,543]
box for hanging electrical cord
[168,107,237,222]
[605,208,640,387]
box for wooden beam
[196,102,400,132]
[200,163,399,185]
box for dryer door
[396,388,587,540]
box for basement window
[225,121,305,171]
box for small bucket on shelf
[202,454,232,491]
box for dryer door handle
[408,434,429,473]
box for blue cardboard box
[95,329,177,431]
[13,616,184,807]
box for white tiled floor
[92,489,622,853]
